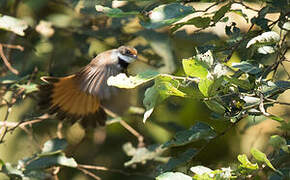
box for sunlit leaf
[261,80,290,97]
[107,71,159,89]
[213,3,232,23]
[0,15,28,36]
[282,22,290,31]
[158,149,197,173]
[123,142,167,167]
[198,78,214,97]
[156,172,192,180]
[16,83,39,94]
[232,62,261,74]
[190,165,213,175]
[182,58,208,79]
[40,138,67,156]
[250,148,278,172]
[257,45,276,54]
[95,5,139,17]
[143,76,186,123]
[238,154,259,170]
[163,122,216,148]
[26,153,77,170]
[141,3,195,29]
[246,31,280,48]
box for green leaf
[257,45,276,54]
[163,122,216,148]
[190,165,213,175]
[158,149,197,173]
[250,148,277,172]
[16,83,39,94]
[246,31,280,48]
[107,70,159,89]
[182,58,208,79]
[261,80,290,97]
[26,153,77,170]
[141,3,195,29]
[123,142,167,167]
[172,16,211,32]
[1,163,24,179]
[156,172,192,180]
[40,138,67,156]
[269,135,289,153]
[282,22,290,31]
[213,3,232,23]
[95,5,139,18]
[232,62,261,74]
[143,76,186,123]
[269,115,284,122]
[0,15,29,36]
[224,76,253,90]
[198,78,214,97]
[238,154,259,170]
[204,100,226,114]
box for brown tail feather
[38,75,106,126]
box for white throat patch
[117,52,136,63]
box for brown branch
[0,44,19,75]
[102,106,145,147]
[1,43,24,51]
[77,166,101,180]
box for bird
[38,45,138,127]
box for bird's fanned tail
[38,75,106,126]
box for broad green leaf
[107,71,159,88]
[123,142,167,167]
[232,62,261,74]
[190,165,213,175]
[261,80,290,97]
[224,76,253,90]
[246,31,280,48]
[40,138,67,156]
[143,76,186,122]
[26,153,77,170]
[16,83,39,94]
[257,46,275,54]
[182,58,208,79]
[95,5,139,17]
[213,3,232,23]
[158,149,197,173]
[141,3,195,29]
[0,15,28,36]
[238,154,259,170]
[282,22,290,31]
[156,172,192,180]
[250,148,277,172]
[204,100,226,114]
[198,78,214,97]
[172,16,211,32]
[269,135,289,153]
[163,122,216,148]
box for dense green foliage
[0,0,289,179]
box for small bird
[38,46,138,127]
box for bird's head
[117,46,138,64]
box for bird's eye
[126,50,131,54]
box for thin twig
[0,44,19,75]
[77,166,101,180]
[1,43,24,51]
[102,106,145,147]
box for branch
[0,44,19,75]
[102,106,145,147]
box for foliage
[0,0,289,180]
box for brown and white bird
[38,46,138,127]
